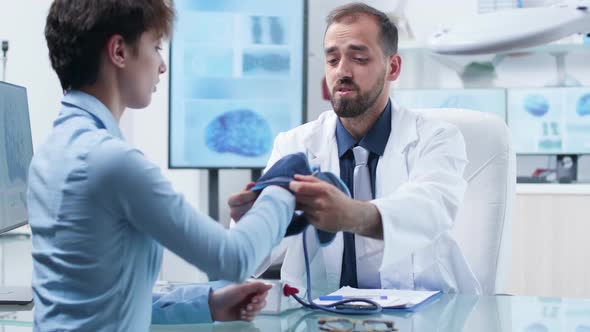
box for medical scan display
[169,0,305,168]
[391,88,507,121]
[508,87,590,155]
[0,82,33,232]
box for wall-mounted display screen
[508,87,590,155]
[169,0,306,168]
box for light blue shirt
[27,91,295,331]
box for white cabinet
[508,185,590,297]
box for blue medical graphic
[523,94,549,117]
[576,93,590,116]
[3,99,30,184]
[205,109,272,157]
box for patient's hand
[209,281,272,322]
[228,182,259,221]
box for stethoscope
[285,226,383,315]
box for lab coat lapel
[305,115,343,291]
[375,105,418,198]
[306,115,338,173]
[375,105,419,287]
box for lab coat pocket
[412,242,448,292]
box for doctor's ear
[386,54,402,81]
[105,34,130,69]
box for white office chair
[415,108,516,295]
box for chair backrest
[415,108,516,295]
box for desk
[2,295,590,331]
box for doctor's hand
[289,175,383,239]
[228,182,259,221]
[209,281,272,322]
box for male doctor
[230,3,481,294]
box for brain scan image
[205,109,272,157]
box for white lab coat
[255,105,481,294]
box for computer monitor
[0,81,34,305]
[0,82,33,234]
[168,0,307,169]
[391,88,507,121]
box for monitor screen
[0,82,33,234]
[508,87,590,155]
[391,88,507,120]
[169,0,307,168]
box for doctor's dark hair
[45,0,175,91]
[325,2,398,56]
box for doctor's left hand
[289,175,383,239]
[209,281,272,322]
[228,182,259,222]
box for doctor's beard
[331,75,385,118]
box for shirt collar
[61,90,124,139]
[336,99,392,157]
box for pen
[319,295,388,301]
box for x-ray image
[243,49,290,76]
[248,16,288,45]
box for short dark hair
[45,0,175,91]
[325,2,398,56]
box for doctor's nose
[334,59,353,79]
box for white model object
[429,3,590,55]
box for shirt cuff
[151,284,214,325]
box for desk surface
[2,295,590,331]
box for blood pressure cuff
[249,152,312,191]
[250,152,351,245]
